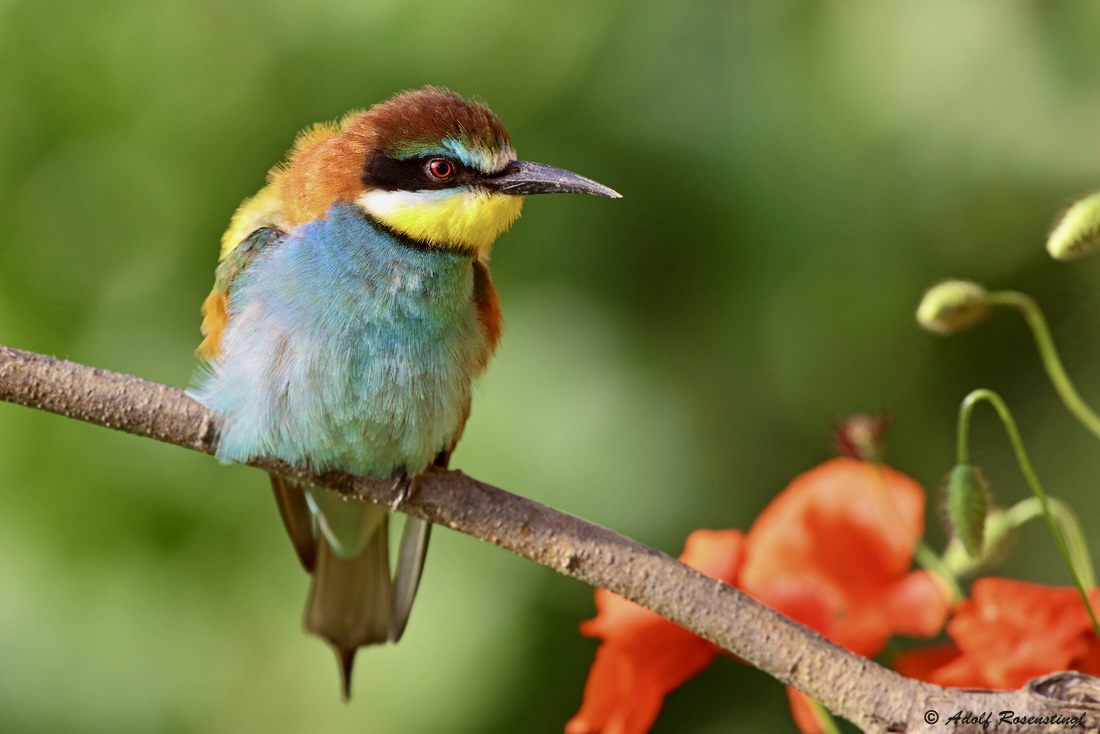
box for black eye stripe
[361,151,482,191]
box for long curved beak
[486,160,621,198]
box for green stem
[915,541,963,602]
[987,290,1100,442]
[957,389,1099,636]
[811,698,843,734]
[943,495,1097,596]
[1002,496,1097,589]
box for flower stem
[811,698,843,734]
[987,290,1100,442]
[1002,496,1097,590]
[956,388,1099,636]
[915,541,963,602]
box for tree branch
[2,342,1098,733]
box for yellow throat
[357,187,524,256]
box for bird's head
[275,87,619,258]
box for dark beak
[486,160,621,198]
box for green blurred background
[2,1,1100,731]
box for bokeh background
[2,1,1100,732]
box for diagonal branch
[2,342,1098,733]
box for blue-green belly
[191,202,486,477]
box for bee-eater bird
[190,86,619,698]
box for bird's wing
[270,473,317,573]
[471,257,504,369]
[389,512,430,643]
[197,217,286,360]
[388,444,460,643]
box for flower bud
[917,280,991,335]
[833,413,890,463]
[944,464,990,558]
[1048,190,1100,261]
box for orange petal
[741,458,925,593]
[881,571,953,639]
[949,579,1095,688]
[786,688,828,734]
[567,624,720,734]
[894,578,1100,689]
[893,643,964,682]
[582,589,661,639]
[581,530,745,640]
[740,458,938,657]
[570,530,745,732]
[679,528,745,582]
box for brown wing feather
[472,258,503,370]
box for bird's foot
[388,465,448,511]
[389,472,417,511]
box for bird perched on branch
[190,86,619,698]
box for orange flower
[895,578,1100,689]
[567,458,951,734]
[738,458,951,734]
[739,458,951,656]
[565,529,745,734]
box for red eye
[429,158,454,179]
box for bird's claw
[388,464,448,511]
[389,473,417,511]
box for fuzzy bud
[1048,190,1100,261]
[944,464,991,558]
[916,280,991,335]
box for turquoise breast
[191,201,487,478]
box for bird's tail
[305,510,393,700]
[269,473,431,699]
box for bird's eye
[428,158,455,179]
